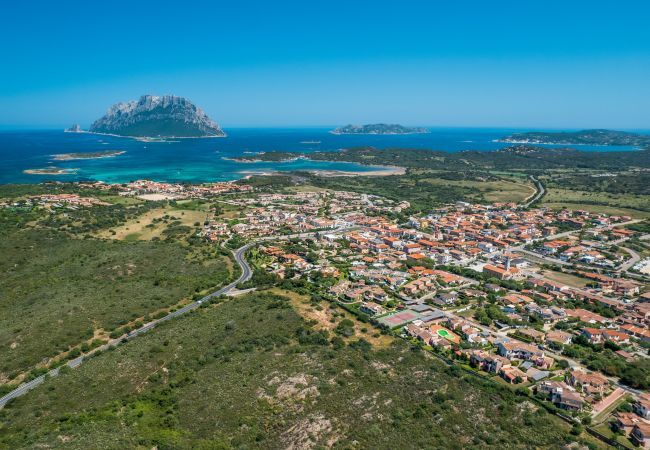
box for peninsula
[331,123,429,135]
[498,129,650,147]
[89,95,225,138]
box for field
[538,270,590,288]
[0,291,578,449]
[420,177,535,203]
[0,228,232,382]
[96,206,209,241]
[542,188,650,217]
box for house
[497,341,544,361]
[614,412,648,436]
[634,394,650,419]
[537,381,584,411]
[582,327,630,345]
[567,369,609,395]
[545,330,573,346]
[516,328,546,342]
[432,292,459,306]
[631,422,650,449]
[359,302,386,316]
[469,350,510,374]
[500,366,528,384]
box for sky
[1,0,649,129]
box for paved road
[0,243,255,409]
[522,175,545,208]
[618,246,641,272]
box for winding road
[522,175,545,208]
[0,243,254,409]
[0,227,356,409]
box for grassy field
[0,291,579,449]
[96,206,209,241]
[542,188,650,217]
[421,178,536,203]
[0,228,232,381]
[542,202,650,219]
[539,270,590,288]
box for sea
[0,127,642,184]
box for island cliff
[89,95,225,138]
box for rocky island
[331,123,429,135]
[498,129,650,147]
[64,124,82,133]
[89,95,225,138]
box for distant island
[51,150,126,161]
[88,95,225,138]
[23,167,79,175]
[498,129,650,147]
[330,123,429,135]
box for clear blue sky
[1,0,649,128]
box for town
[197,187,650,447]
[2,182,649,447]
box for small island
[330,123,429,135]
[498,129,650,147]
[23,167,79,175]
[64,124,83,133]
[51,150,126,161]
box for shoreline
[493,139,642,149]
[67,130,227,141]
[238,163,405,178]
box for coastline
[494,139,643,149]
[68,130,228,141]
[238,163,405,178]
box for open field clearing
[421,178,536,203]
[542,202,650,219]
[542,188,650,216]
[95,206,209,241]
[538,270,590,288]
[273,288,393,349]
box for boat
[300,140,321,144]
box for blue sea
[0,128,641,184]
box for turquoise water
[0,128,642,184]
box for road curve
[522,175,545,208]
[0,243,255,409]
[0,227,354,408]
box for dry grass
[270,288,393,348]
[96,207,208,241]
[539,270,590,288]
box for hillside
[498,129,650,147]
[0,291,576,449]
